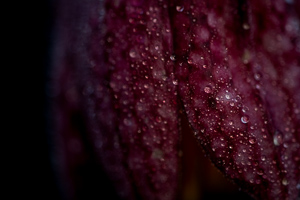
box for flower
[52,0,300,199]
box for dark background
[22,0,61,199]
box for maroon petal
[52,0,300,199]
[52,0,180,199]
[170,0,300,199]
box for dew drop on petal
[235,95,242,102]
[124,118,132,126]
[225,94,231,100]
[176,5,184,12]
[242,106,249,113]
[257,170,263,176]
[254,73,262,81]
[170,55,176,61]
[241,115,249,124]
[282,178,288,186]
[243,23,250,30]
[172,80,178,85]
[273,131,283,146]
[155,116,162,123]
[129,18,134,24]
[129,50,136,58]
[204,85,212,94]
[249,138,255,144]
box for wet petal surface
[170,0,300,199]
[52,0,300,199]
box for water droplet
[129,18,134,24]
[124,118,133,126]
[261,155,266,161]
[225,94,231,100]
[172,80,178,85]
[243,23,250,30]
[129,50,136,58]
[249,138,255,144]
[241,115,249,124]
[282,178,288,186]
[170,55,176,61]
[242,49,251,64]
[155,116,162,123]
[235,95,242,101]
[273,131,283,146]
[204,86,212,94]
[254,73,262,81]
[176,5,184,12]
[257,170,264,176]
[242,106,249,113]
